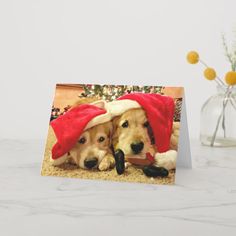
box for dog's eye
[78,137,86,144]
[98,136,105,143]
[143,121,149,128]
[122,120,129,128]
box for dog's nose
[84,158,98,169]
[131,141,144,154]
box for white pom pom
[154,150,177,170]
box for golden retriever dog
[51,97,115,171]
[112,108,155,158]
[68,121,115,171]
[112,108,178,170]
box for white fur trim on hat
[84,99,141,131]
[50,153,68,166]
[106,99,141,117]
[154,150,177,170]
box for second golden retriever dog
[112,108,156,162]
[112,108,178,170]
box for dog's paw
[98,160,110,171]
[98,155,115,171]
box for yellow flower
[204,68,216,81]
[225,71,236,85]
[186,51,199,64]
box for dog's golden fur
[68,121,115,170]
[53,97,178,171]
[62,97,115,170]
[112,108,156,158]
[112,108,178,161]
[72,96,100,108]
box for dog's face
[70,121,112,169]
[112,108,156,157]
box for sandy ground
[41,127,175,185]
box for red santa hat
[106,93,175,153]
[50,93,175,165]
[50,103,112,165]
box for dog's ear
[111,116,120,149]
[147,124,155,145]
[112,116,120,133]
[91,100,106,109]
[72,97,99,107]
[68,148,79,165]
[101,121,113,147]
[106,122,113,144]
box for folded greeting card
[41,84,191,185]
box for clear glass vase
[200,85,236,147]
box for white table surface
[0,139,236,236]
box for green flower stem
[230,100,236,110]
[211,86,232,146]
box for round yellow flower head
[225,71,236,86]
[204,68,216,81]
[186,51,199,64]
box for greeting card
[41,84,191,185]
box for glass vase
[200,85,236,147]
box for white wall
[0,0,235,140]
